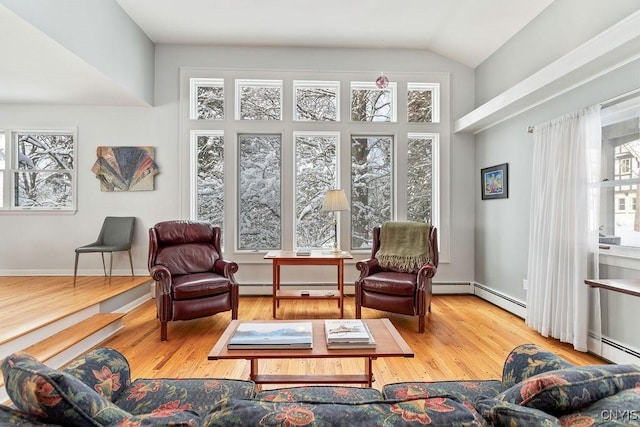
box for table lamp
[322,189,350,253]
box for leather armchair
[355,224,438,333]
[148,220,239,341]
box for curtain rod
[526,88,640,133]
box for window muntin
[600,93,640,247]
[235,79,283,120]
[350,82,397,122]
[190,78,224,120]
[11,131,75,210]
[407,83,440,123]
[407,133,436,224]
[351,135,393,249]
[293,81,339,122]
[295,132,338,249]
[238,133,281,250]
[191,131,224,229]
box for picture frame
[481,163,508,200]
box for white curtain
[526,105,601,352]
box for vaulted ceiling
[0,0,555,105]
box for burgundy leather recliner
[148,220,239,341]
[355,224,438,333]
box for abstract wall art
[92,146,159,191]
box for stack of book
[227,322,313,349]
[324,319,376,349]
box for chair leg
[160,321,168,341]
[73,252,80,287]
[108,252,114,284]
[100,253,107,276]
[127,250,134,277]
[418,315,425,334]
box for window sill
[599,244,640,270]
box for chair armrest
[417,263,437,281]
[355,258,380,282]
[149,264,172,294]
[214,259,239,283]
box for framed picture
[481,163,508,200]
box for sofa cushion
[0,404,60,426]
[383,380,505,404]
[1,351,130,426]
[201,397,487,426]
[61,346,131,402]
[496,364,640,416]
[558,386,640,426]
[114,378,256,416]
[255,385,383,402]
[501,343,574,388]
[474,396,561,426]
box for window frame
[292,80,340,122]
[235,79,284,121]
[190,78,225,120]
[0,128,77,213]
[179,68,451,262]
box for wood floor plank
[94,294,606,390]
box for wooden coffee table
[208,318,413,387]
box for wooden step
[23,313,125,363]
[0,313,125,392]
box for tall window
[600,93,640,247]
[407,133,437,224]
[183,71,447,255]
[191,131,224,227]
[238,134,281,250]
[295,132,338,248]
[0,129,76,211]
[351,135,392,248]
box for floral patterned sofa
[1,343,639,426]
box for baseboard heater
[602,336,640,360]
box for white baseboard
[473,282,527,319]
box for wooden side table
[264,250,353,318]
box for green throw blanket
[377,221,432,272]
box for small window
[618,197,626,211]
[407,83,440,123]
[11,130,76,210]
[350,82,396,122]
[190,78,224,120]
[235,80,283,120]
[293,81,339,121]
[619,157,632,175]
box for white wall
[0,45,476,289]
[472,0,640,356]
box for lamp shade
[322,189,350,212]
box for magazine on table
[324,319,375,344]
[228,322,313,349]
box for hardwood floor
[96,292,606,391]
[0,275,149,345]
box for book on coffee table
[227,322,313,349]
[324,319,376,348]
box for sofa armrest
[149,264,172,294]
[501,344,574,387]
